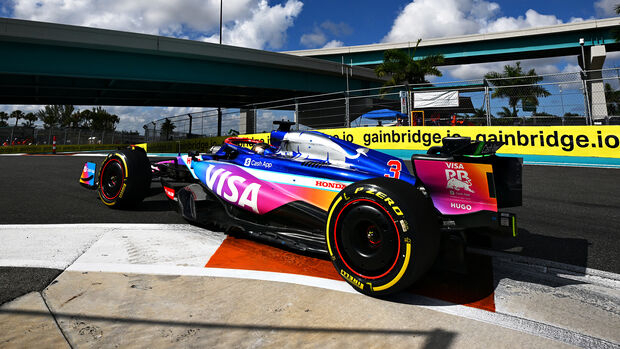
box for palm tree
[87,107,119,131]
[37,105,62,128]
[484,62,550,116]
[21,112,38,127]
[0,111,8,127]
[375,39,444,87]
[160,118,176,140]
[605,83,620,115]
[59,105,76,127]
[496,106,519,118]
[9,110,25,143]
[470,107,487,118]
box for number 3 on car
[384,160,402,179]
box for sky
[0,0,619,132]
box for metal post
[294,99,299,130]
[407,89,413,126]
[253,108,257,133]
[188,113,193,137]
[559,87,565,125]
[77,129,81,145]
[64,128,67,145]
[580,39,592,125]
[582,75,592,125]
[217,108,222,136]
[344,91,350,128]
[219,0,223,44]
[484,85,491,126]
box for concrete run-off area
[0,224,619,348]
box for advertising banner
[240,126,620,158]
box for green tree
[10,110,25,126]
[0,111,9,127]
[37,105,62,128]
[496,106,519,118]
[59,105,76,127]
[375,39,444,87]
[484,62,551,116]
[9,110,25,142]
[66,108,93,129]
[160,118,176,140]
[87,107,119,131]
[604,83,620,115]
[21,112,38,127]
[470,107,487,118]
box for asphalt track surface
[0,155,618,275]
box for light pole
[579,38,592,125]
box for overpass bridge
[285,17,620,68]
[0,18,384,108]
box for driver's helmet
[251,143,270,155]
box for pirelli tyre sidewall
[326,177,439,296]
[98,149,151,208]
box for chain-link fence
[146,68,620,139]
[0,126,144,146]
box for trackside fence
[147,68,620,140]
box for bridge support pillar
[239,109,256,134]
[580,45,608,123]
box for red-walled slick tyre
[98,148,151,208]
[326,177,439,296]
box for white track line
[2,223,619,348]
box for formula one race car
[80,121,522,296]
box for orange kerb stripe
[205,236,341,281]
[206,236,495,312]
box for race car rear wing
[412,137,522,209]
[411,137,522,236]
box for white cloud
[300,20,351,48]
[382,0,584,43]
[12,0,302,50]
[300,30,327,48]
[320,21,352,37]
[322,40,344,49]
[561,63,582,74]
[219,0,303,49]
[594,0,618,17]
[481,9,563,33]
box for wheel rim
[334,199,400,279]
[101,159,124,200]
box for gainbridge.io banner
[242,126,620,158]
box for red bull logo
[445,163,474,193]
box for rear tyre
[326,178,439,296]
[98,148,151,208]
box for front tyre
[98,148,151,208]
[326,178,439,296]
